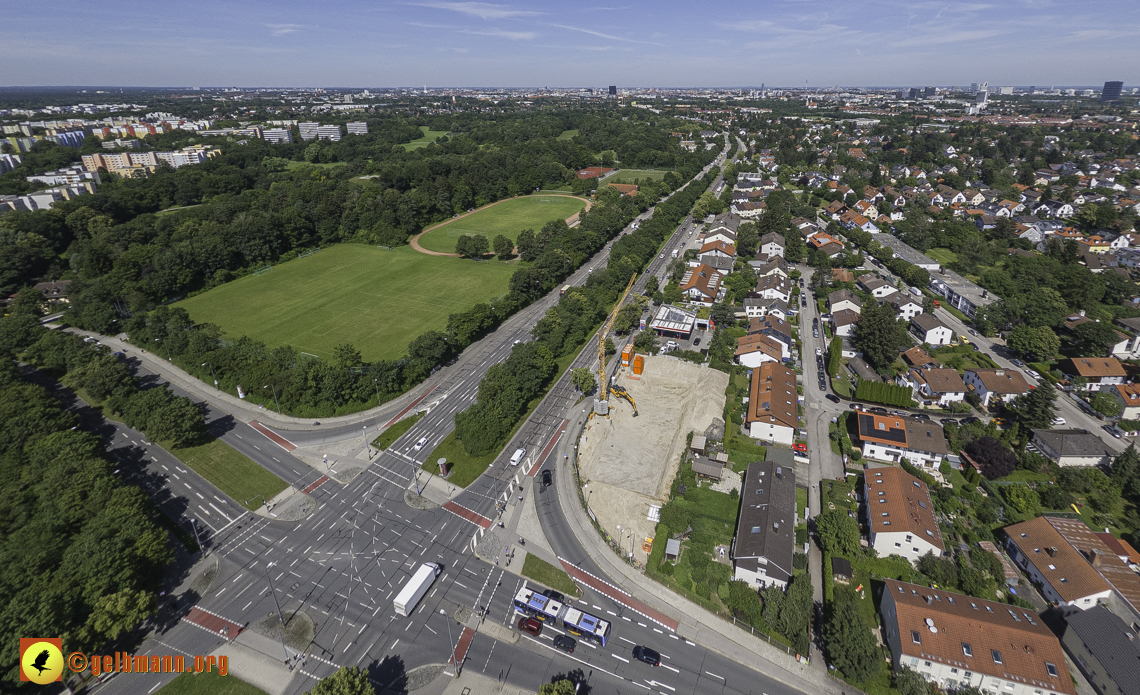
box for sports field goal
[253,265,273,276]
[297,247,322,259]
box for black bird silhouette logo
[31,649,52,676]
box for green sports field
[603,169,672,183]
[175,245,515,362]
[416,195,587,254]
[403,126,450,150]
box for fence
[253,265,273,276]
[297,247,322,259]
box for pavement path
[409,194,592,257]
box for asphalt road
[78,136,823,695]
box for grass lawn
[521,554,581,598]
[603,169,672,183]
[831,375,852,397]
[157,671,268,695]
[284,160,346,170]
[423,349,579,487]
[796,487,807,518]
[176,245,515,362]
[556,129,579,140]
[925,247,959,266]
[403,126,450,150]
[373,412,425,450]
[416,195,587,254]
[172,438,287,510]
[156,204,202,216]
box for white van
[509,448,527,466]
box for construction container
[621,344,634,366]
[632,354,645,374]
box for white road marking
[611,654,629,663]
[619,637,636,644]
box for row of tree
[853,379,915,408]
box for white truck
[393,562,441,616]
[671,248,678,259]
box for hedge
[854,380,915,408]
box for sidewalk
[551,406,849,695]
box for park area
[415,195,586,254]
[176,245,515,362]
[604,169,672,183]
[402,125,449,149]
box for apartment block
[346,121,368,135]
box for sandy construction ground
[578,356,728,560]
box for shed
[831,556,853,585]
[690,435,707,453]
[665,539,681,561]
[692,459,723,481]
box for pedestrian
[518,495,523,502]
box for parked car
[912,413,931,420]
[816,347,822,356]
[817,379,826,391]
[792,442,808,453]
[518,617,543,636]
[693,338,701,346]
[553,635,576,653]
[1012,359,1024,367]
[960,416,980,425]
[632,646,661,666]
[940,418,959,426]
[1026,370,1041,381]
[812,329,819,338]
[1103,424,1124,439]
[968,329,978,336]
[826,394,841,403]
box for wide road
[79,135,834,695]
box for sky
[2,0,1138,88]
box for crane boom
[596,273,637,414]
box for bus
[512,587,565,622]
[562,607,611,646]
[512,587,611,646]
[561,285,571,296]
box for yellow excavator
[609,382,638,416]
[592,273,637,419]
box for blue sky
[2,1,1137,87]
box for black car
[826,394,841,403]
[693,338,701,346]
[632,646,661,666]
[541,469,553,487]
[940,418,959,426]
[818,379,826,391]
[960,416,980,425]
[541,589,565,603]
[912,413,930,420]
[553,635,576,654]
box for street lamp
[202,362,218,387]
[263,384,281,413]
[188,518,203,554]
[373,378,381,406]
[154,337,170,361]
[440,608,459,675]
[265,562,286,629]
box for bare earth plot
[578,356,728,553]
[175,245,515,362]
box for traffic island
[249,610,316,654]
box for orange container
[621,344,634,366]
[633,354,645,374]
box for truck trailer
[393,562,442,616]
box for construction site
[579,353,728,564]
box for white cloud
[892,28,1003,47]
[717,19,774,31]
[414,2,541,19]
[266,24,310,36]
[544,22,664,45]
[461,27,537,40]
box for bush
[693,582,711,600]
[658,562,675,576]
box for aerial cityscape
[3,4,1140,695]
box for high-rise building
[346,121,368,135]
[316,125,342,142]
[923,86,936,97]
[1102,80,1123,102]
[908,88,921,100]
[298,122,320,141]
[970,82,978,93]
[608,85,617,96]
[263,128,292,144]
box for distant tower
[1102,81,1124,102]
[608,85,617,96]
[970,82,978,93]
[423,84,427,94]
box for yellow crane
[593,273,637,418]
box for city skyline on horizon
[2,0,1138,88]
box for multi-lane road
[76,136,839,695]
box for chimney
[1046,546,1057,557]
[1080,309,1086,317]
[994,369,1004,376]
[1091,549,1104,567]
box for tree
[854,300,908,371]
[634,331,658,353]
[1091,390,1123,418]
[1039,484,1072,510]
[571,367,596,394]
[827,337,843,378]
[538,681,577,695]
[1005,325,1059,362]
[1002,484,1041,516]
[823,593,881,683]
[1009,379,1056,430]
[964,436,1017,479]
[816,508,860,557]
[917,552,959,588]
[86,588,156,641]
[306,666,375,695]
[895,665,935,695]
[493,234,514,258]
[516,228,538,261]
[1072,320,1120,356]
